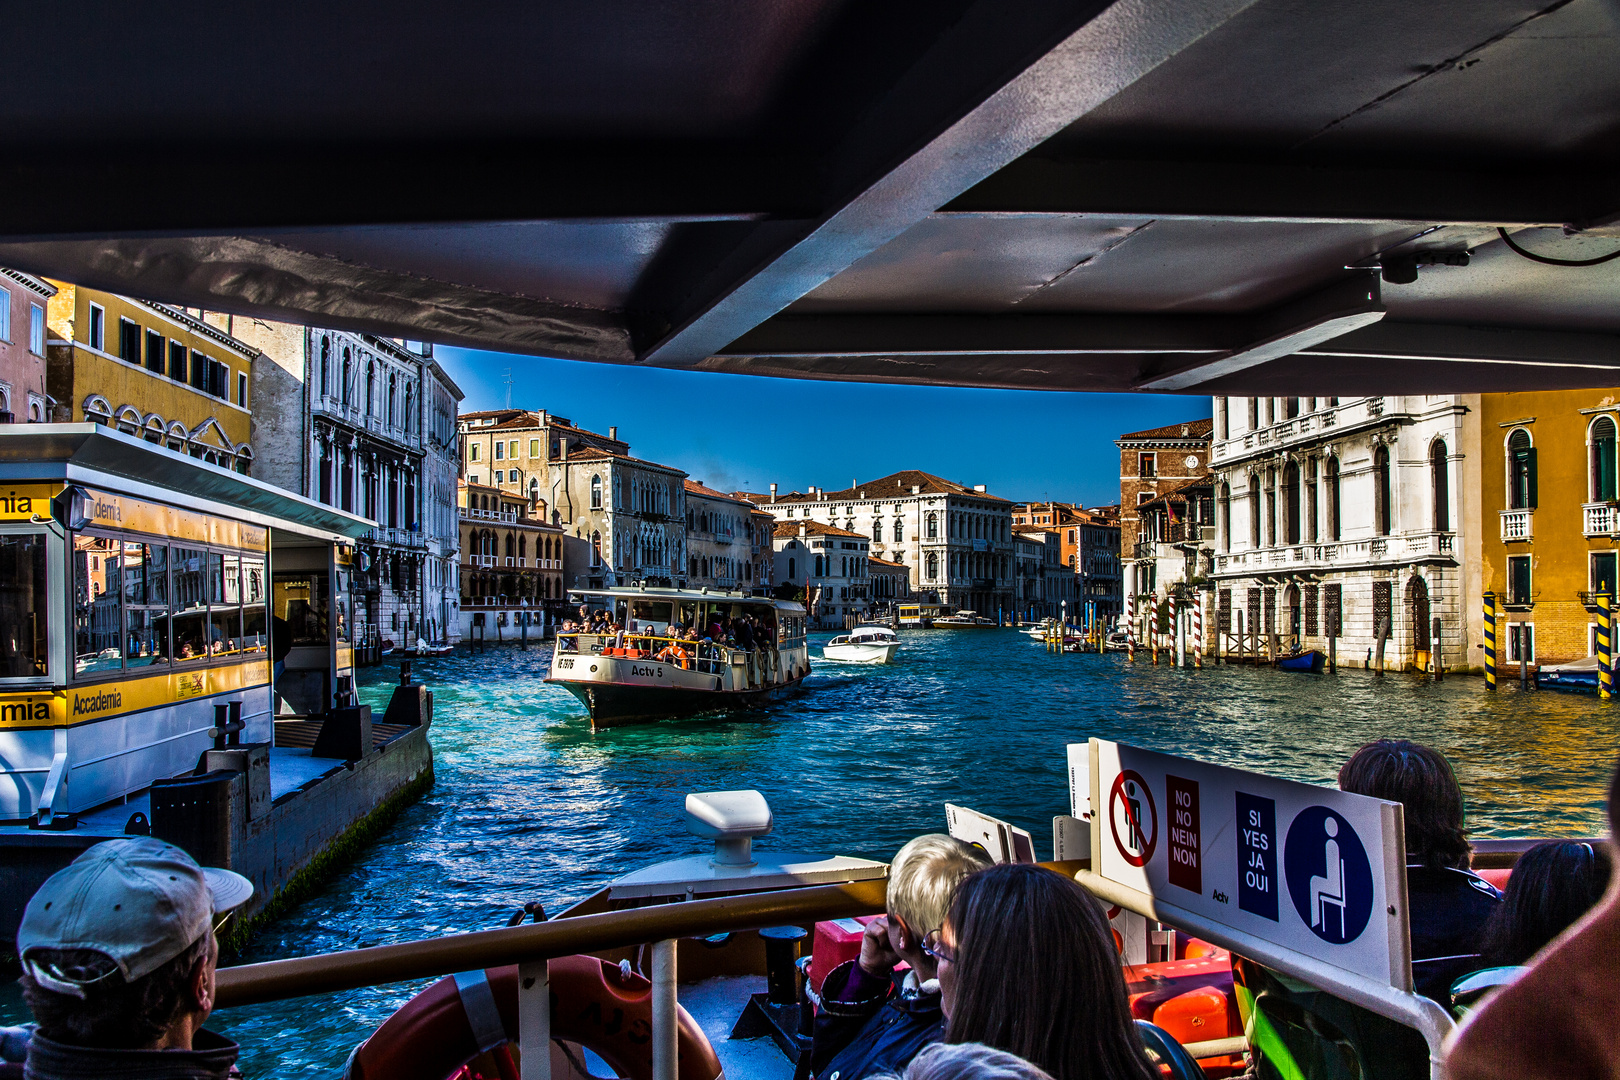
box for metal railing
[462,506,520,523]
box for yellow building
[45,284,258,472]
[1472,388,1620,668]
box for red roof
[1116,418,1213,442]
[774,520,869,540]
[771,469,1009,504]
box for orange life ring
[345,954,722,1080]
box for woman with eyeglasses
[924,864,1156,1080]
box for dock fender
[345,954,722,1080]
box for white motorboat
[822,624,901,663]
[935,609,998,628]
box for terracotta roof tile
[1117,418,1213,441]
[773,520,869,540]
[771,470,1009,504]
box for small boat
[935,610,998,628]
[1538,655,1599,692]
[822,625,901,663]
[1022,618,1059,639]
[1276,649,1326,673]
[1104,630,1130,652]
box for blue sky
[438,348,1211,508]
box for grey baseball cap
[17,837,253,990]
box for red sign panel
[1166,774,1202,894]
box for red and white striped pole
[1125,592,1136,662]
[1192,592,1204,668]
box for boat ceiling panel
[0,0,1618,394]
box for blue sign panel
[1235,791,1278,921]
[1283,806,1375,945]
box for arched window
[926,512,937,538]
[1592,417,1617,502]
[1247,398,1258,430]
[926,551,938,580]
[388,371,396,426]
[1283,460,1301,545]
[1218,483,1231,551]
[591,474,602,509]
[814,555,824,577]
[591,530,602,567]
[1248,473,1261,548]
[341,348,351,405]
[893,519,902,543]
[365,361,375,416]
[1508,429,1536,510]
[873,520,882,542]
[788,557,796,580]
[403,384,413,435]
[1431,440,1451,531]
[320,336,330,395]
[1373,444,1392,536]
[1285,397,1300,420]
[1325,456,1341,540]
[505,534,515,558]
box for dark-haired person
[7,837,253,1079]
[1479,839,1612,968]
[1338,739,1500,998]
[1445,761,1620,1080]
[812,835,992,1080]
[930,863,1156,1080]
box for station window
[0,532,49,679]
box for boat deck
[682,976,796,1080]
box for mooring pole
[1431,616,1443,682]
[1125,593,1136,662]
[1482,592,1497,690]
[1192,592,1204,669]
[1592,593,1612,695]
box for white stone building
[758,470,1014,616]
[1209,395,1465,669]
[245,323,460,649]
[773,520,870,628]
[458,410,686,590]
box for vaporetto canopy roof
[0,1,1616,395]
[0,426,375,541]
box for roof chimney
[769,483,778,503]
[911,485,920,495]
[609,426,618,441]
[974,484,987,493]
[1181,424,1189,436]
[559,436,569,461]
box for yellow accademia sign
[0,484,62,523]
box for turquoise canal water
[7,629,1620,1074]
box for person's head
[885,835,992,974]
[935,864,1154,1080]
[17,837,252,1050]
[903,1042,1054,1080]
[1338,739,1471,869]
[1481,840,1613,967]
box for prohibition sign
[1109,770,1158,867]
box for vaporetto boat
[545,586,810,727]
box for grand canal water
[6,629,1620,1075]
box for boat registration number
[557,659,574,669]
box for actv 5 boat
[546,587,810,727]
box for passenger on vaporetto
[810,835,992,1080]
[1337,739,1501,999]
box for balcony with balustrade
[1210,397,1392,465]
[1500,509,1533,542]
[1584,503,1616,537]
[1214,531,1454,576]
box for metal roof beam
[943,157,1608,227]
[638,0,1266,368]
[1136,275,1385,390]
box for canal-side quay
[0,629,1602,1076]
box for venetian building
[1209,395,1466,670]
[458,410,687,590]
[758,471,1014,616]
[0,269,54,423]
[46,283,258,470]
[458,481,564,623]
[684,480,757,591]
[241,322,459,647]
[772,520,870,627]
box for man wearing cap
[7,836,253,1079]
